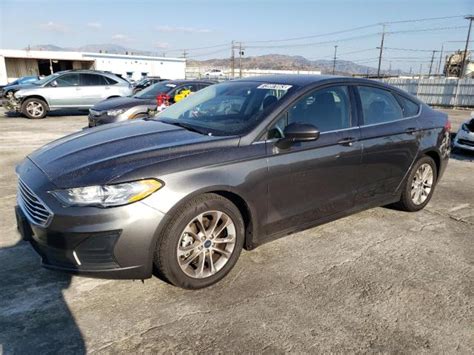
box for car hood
[92,97,154,111]
[27,119,238,188]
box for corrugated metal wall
[382,78,474,107]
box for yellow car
[174,88,192,102]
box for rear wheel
[396,156,437,212]
[154,193,245,289]
[21,98,48,119]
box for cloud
[154,42,169,49]
[155,25,211,34]
[86,22,102,30]
[111,34,132,42]
[39,21,69,33]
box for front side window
[156,81,296,136]
[358,86,403,125]
[54,73,80,87]
[267,86,351,139]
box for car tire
[21,98,48,119]
[154,193,245,289]
[395,156,437,212]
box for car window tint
[55,73,80,87]
[359,86,403,124]
[81,74,108,86]
[287,86,351,132]
[396,94,420,117]
[104,76,118,85]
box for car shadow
[0,241,86,354]
[2,109,88,118]
[450,149,474,162]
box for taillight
[444,119,452,133]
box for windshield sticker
[166,83,177,88]
[257,84,292,90]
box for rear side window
[358,86,403,125]
[396,94,420,117]
[81,74,108,86]
[104,76,118,85]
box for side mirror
[50,80,58,87]
[282,122,320,143]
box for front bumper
[16,159,167,279]
[453,130,474,152]
[3,95,21,111]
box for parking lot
[0,108,472,353]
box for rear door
[79,74,111,106]
[354,85,421,204]
[264,85,362,236]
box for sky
[0,0,473,72]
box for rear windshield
[134,82,175,99]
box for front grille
[458,139,474,147]
[17,179,53,227]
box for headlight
[461,123,469,132]
[107,108,125,116]
[50,179,163,207]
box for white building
[0,49,186,85]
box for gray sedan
[88,80,214,127]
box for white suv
[3,70,132,119]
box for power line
[387,25,468,35]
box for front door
[264,85,362,236]
[46,73,82,108]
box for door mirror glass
[282,122,320,142]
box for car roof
[167,79,215,85]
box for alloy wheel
[177,210,236,279]
[26,101,44,118]
[411,163,434,205]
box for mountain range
[26,44,400,75]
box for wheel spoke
[196,252,206,278]
[177,244,198,257]
[207,211,222,237]
[208,250,216,274]
[213,235,235,244]
[211,247,231,258]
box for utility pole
[238,42,244,78]
[231,40,235,79]
[182,49,187,59]
[428,50,436,77]
[437,44,444,75]
[419,63,423,78]
[332,45,338,75]
[460,15,474,78]
[377,24,386,78]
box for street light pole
[332,45,338,75]
[460,15,474,78]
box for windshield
[134,81,175,99]
[33,73,59,86]
[156,81,296,136]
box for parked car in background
[88,79,213,127]
[2,70,132,119]
[0,75,40,94]
[16,75,450,289]
[452,111,474,152]
[132,76,166,94]
[204,69,225,79]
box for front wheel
[154,193,245,289]
[21,98,48,119]
[396,156,437,212]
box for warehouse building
[0,49,186,85]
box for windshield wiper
[160,120,210,135]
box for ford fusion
[16,75,450,289]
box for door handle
[405,127,417,134]
[337,137,357,146]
